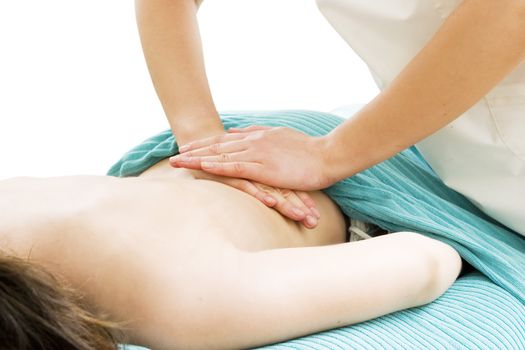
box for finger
[200,161,262,179]
[228,125,273,133]
[170,151,254,169]
[183,139,248,157]
[272,192,318,227]
[178,133,247,153]
[196,150,255,164]
[295,191,320,219]
[268,191,306,221]
[168,155,203,170]
[276,189,318,228]
[253,185,318,228]
[240,182,279,207]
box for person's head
[0,252,119,350]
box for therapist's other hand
[188,169,320,229]
[175,125,319,227]
[170,126,332,191]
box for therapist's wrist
[169,111,224,146]
[318,133,359,185]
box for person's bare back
[0,159,460,349]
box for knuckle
[250,131,265,141]
[258,184,275,194]
[278,188,293,198]
[209,143,221,154]
[233,162,245,175]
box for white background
[0,0,378,179]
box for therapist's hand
[187,169,320,228]
[175,125,320,228]
[170,126,334,191]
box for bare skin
[0,159,461,350]
[134,0,320,225]
[157,0,525,191]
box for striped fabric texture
[257,273,525,350]
[120,273,525,350]
[109,110,525,349]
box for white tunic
[317,0,525,236]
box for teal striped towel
[110,110,524,349]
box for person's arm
[135,0,321,226]
[171,0,525,190]
[130,231,461,349]
[135,0,222,145]
[323,0,525,182]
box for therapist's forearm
[323,0,525,182]
[135,0,223,145]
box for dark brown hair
[0,253,119,350]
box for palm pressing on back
[170,125,336,191]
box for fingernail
[306,215,317,227]
[311,207,321,219]
[202,162,215,169]
[264,196,276,206]
[292,208,305,218]
[179,144,189,153]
